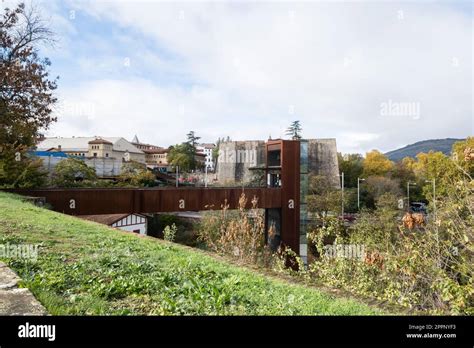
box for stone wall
[216,139,340,186]
[308,139,340,188]
[216,141,265,184]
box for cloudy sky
[5,0,473,154]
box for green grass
[0,192,382,315]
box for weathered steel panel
[4,187,281,215]
[280,140,301,254]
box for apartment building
[196,143,216,171]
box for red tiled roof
[88,138,113,145]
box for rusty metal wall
[280,140,301,254]
[5,187,281,215]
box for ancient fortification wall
[216,139,339,185]
[216,141,265,184]
[308,139,340,188]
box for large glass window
[299,140,309,263]
[267,150,281,167]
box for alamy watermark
[0,243,39,262]
[218,148,258,167]
[55,100,96,119]
[323,244,365,261]
[380,99,420,120]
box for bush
[308,173,473,314]
[163,224,177,242]
[198,193,271,264]
[119,161,156,187]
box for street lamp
[175,166,179,188]
[425,178,436,219]
[357,177,365,210]
[338,172,345,218]
[425,178,439,266]
[407,181,417,211]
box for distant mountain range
[385,138,465,161]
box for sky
[4,0,473,154]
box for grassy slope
[0,192,381,315]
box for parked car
[410,202,427,214]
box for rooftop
[88,138,113,145]
[78,213,139,225]
[37,137,144,154]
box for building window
[93,153,97,157]
[105,153,109,157]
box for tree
[119,161,156,187]
[413,151,459,199]
[0,3,57,188]
[392,157,416,185]
[374,192,400,211]
[307,175,345,222]
[285,120,302,140]
[343,187,359,213]
[0,151,46,188]
[1,3,57,150]
[364,176,403,209]
[248,168,266,187]
[362,150,394,177]
[51,158,97,187]
[186,131,201,148]
[167,143,195,172]
[337,153,364,188]
[451,137,474,176]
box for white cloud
[46,0,472,152]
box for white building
[79,214,148,235]
[196,143,216,171]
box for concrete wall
[38,155,123,177]
[308,139,340,188]
[216,141,265,184]
[216,139,340,186]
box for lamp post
[176,166,179,188]
[338,172,345,219]
[407,181,417,211]
[357,177,365,210]
[425,178,436,219]
[425,178,439,266]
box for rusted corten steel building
[7,140,310,259]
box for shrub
[198,193,270,264]
[308,172,473,314]
[163,224,177,242]
[119,161,156,187]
